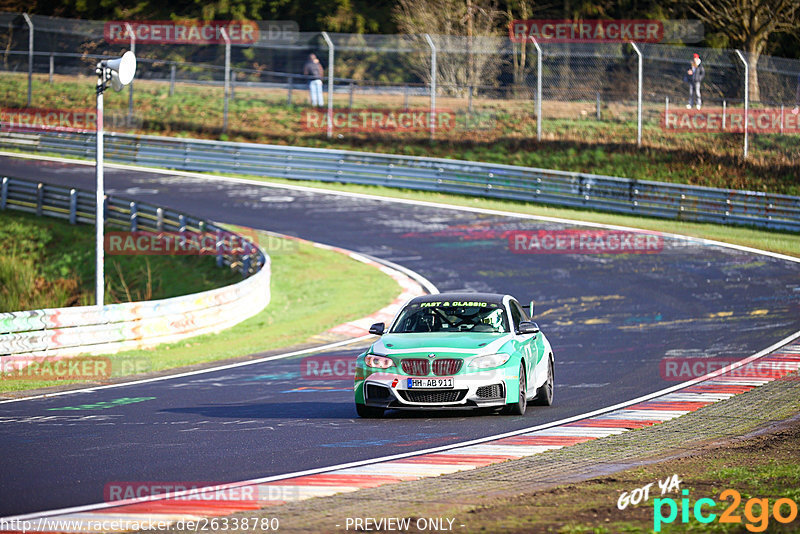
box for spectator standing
[303,53,324,107]
[685,53,705,110]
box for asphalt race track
[1,155,799,516]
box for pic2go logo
[654,489,799,532]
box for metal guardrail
[0,175,271,361]
[1,130,799,232]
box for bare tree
[394,0,502,95]
[690,0,800,102]
[505,0,532,94]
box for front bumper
[358,371,514,410]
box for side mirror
[368,322,385,335]
[517,321,540,335]
[529,300,535,319]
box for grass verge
[443,416,800,533]
[0,209,239,311]
[1,73,798,194]
[0,230,401,394]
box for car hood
[371,332,512,358]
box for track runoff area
[0,154,798,531]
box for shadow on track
[161,403,514,420]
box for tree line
[4,0,798,61]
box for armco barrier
[0,176,270,362]
[1,130,799,231]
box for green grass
[2,73,798,195]
[0,229,401,393]
[0,209,239,311]
[433,423,800,533]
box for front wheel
[501,363,527,415]
[532,358,554,406]
[355,403,385,418]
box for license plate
[407,377,454,389]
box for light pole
[94,51,136,307]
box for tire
[355,403,385,418]
[532,357,554,406]
[501,363,527,415]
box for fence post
[287,76,293,105]
[349,82,354,108]
[404,85,409,111]
[1,177,8,210]
[321,31,335,139]
[734,50,748,159]
[49,53,54,84]
[531,37,542,142]
[722,100,726,129]
[129,201,138,231]
[156,207,164,230]
[424,34,437,140]
[630,41,643,147]
[69,188,77,224]
[468,85,473,114]
[23,13,33,107]
[596,92,601,119]
[221,28,231,133]
[36,182,43,216]
[169,64,176,96]
[231,69,236,100]
[216,229,224,267]
[178,214,186,232]
[125,23,135,126]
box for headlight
[469,353,511,369]
[365,354,394,369]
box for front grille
[432,358,462,376]
[476,383,505,398]
[402,359,430,376]
[398,389,467,404]
[366,384,391,401]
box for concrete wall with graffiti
[0,176,271,365]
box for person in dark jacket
[685,53,705,110]
[303,53,324,107]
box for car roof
[407,292,509,306]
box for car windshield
[390,301,509,333]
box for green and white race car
[354,293,554,417]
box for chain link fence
[1,12,798,164]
